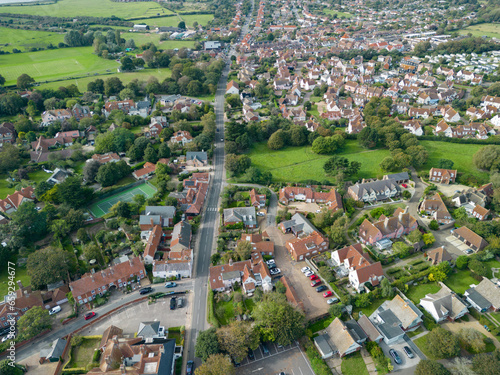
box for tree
[456,255,469,270]
[425,327,460,359]
[235,241,252,261]
[380,157,397,172]
[94,127,135,153]
[429,220,439,230]
[323,156,360,177]
[0,74,5,86]
[472,352,500,375]
[104,77,124,96]
[329,303,343,318]
[195,328,221,362]
[408,229,423,244]
[83,160,101,183]
[429,269,447,282]
[437,159,454,169]
[468,257,488,276]
[144,144,158,163]
[27,247,75,290]
[312,136,338,154]
[0,359,23,375]
[58,176,94,208]
[16,73,35,90]
[473,145,500,171]
[415,360,451,375]
[10,201,47,246]
[252,292,305,346]
[194,354,234,375]
[87,79,105,94]
[0,144,21,173]
[267,129,286,150]
[51,219,71,239]
[216,321,259,362]
[110,201,132,218]
[275,281,286,294]
[380,277,394,298]
[422,233,436,246]
[158,142,171,158]
[458,328,486,353]
[358,127,378,148]
[17,306,51,341]
[178,21,186,29]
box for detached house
[331,244,384,293]
[429,168,457,184]
[426,247,453,265]
[209,258,272,294]
[420,285,468,323]
[359,207,418,245]
[249,188,266,208]
[0,187,35,214]
[314,318,364,359]
[0,122,16,147]
[223,207,257,228]
[420,193,454,224]
[465,278,500,312]
[226,80,239,95]
[169,131,193,146]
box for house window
[0,317,4,321]
[3,323,7,327]
[98,287,101,292]
[22,308,28,312]
[78,295,82,300]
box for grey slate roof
[349,178,399,200]
[186,151,208,162]
[314,334,335,356]
[223,207,257,226]
[465,288,491,310]
[384,172,409,181]
[290,213,317,235]
[345,319,368,343]
[172,221,192,249]
[376,310,405,340]
[145,206,176,217]
[41,338,67,360]
[138,321,160,338]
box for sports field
[88,182,157,218]
[0,46,119,85]
[0,0,173,18]
[0,26,64,52]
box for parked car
[170,297,177,310]
[311,280,321,287]
[402,183,408,188]
[301,267,311,273]
[304,271,314,277]
[49,306,62,315]
[403,346,414,359]
[186,360,194,375]
[261,343,270,355]
[165,282,177,288]
[248,350,255,360]
[266,259,275,266]
[327,297,339,305]
[323,291,333,298]
[177,297,184,308]
[484,325,491,332]
[257,212,265,217]
[309,274,318,281]
[84,312,96,320]
[316,285,327,292]
[270,268,281,275]
[139,287,153,295]
[389,349,402,365]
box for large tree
[472,351,500,375]
[235,241,252,261]
[27,247,75,289]
[94,127,135,154]
[425,327,460,359]
[195,328,220,362]
[252,292,305,345]
[0,144,21,173]
[216,321,259,362]
[16,73,35,90]
[17,306,52,341]
[83,160,101,183]
[10,201,47,246]
[57,176,94,208]
[473,145,500,171]
[415,360,450,375]
[194,354,234,375]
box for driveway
[446,235,472,253]
[379,336,423,372]
[286,201,321,214]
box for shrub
[305,343,333,375]
[92,349,101,362]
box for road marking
[298,367,304,375]
[252,368,263,372]
[240,344,299,367]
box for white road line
[297,343,315,375]
[240,346,298,367]
[298,367,304,375]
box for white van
[49,306,61,315]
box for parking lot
[446,235,472,253]
[379,336,423,372]
[238,342,315,375]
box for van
[49,306,61,315]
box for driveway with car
[379,336,422,371]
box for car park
[84,312,96,320]
[389,349,402,365]
[170,297,177,310]
[309,274,318,281]
[310,280,321,287]
[186,360,194,375]
[323,291,333,298]
[316,285,327,292]
[327,297,339,304]
[301,267,311,273]
[403,346,414,359]
[139,287,153,295]
[165,282,177,288]
[266,259,276,266]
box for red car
[84,312,96,320]
[323,291,333,298]
[311,280,321,287]
[402,183,408,188]
[309,274,318,281]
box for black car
[139,287,153,295]
[403,346,414,359]
[170,297,177,310]
[389,349,402,365]
[316,285,327,292]
[261,343,270,355]
[186,360,194,375]
[248,350,255,360]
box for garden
[341,351,369,375]
[213,289,257,326]
[63,335,101,374]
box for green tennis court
[88,182,157,218]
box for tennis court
[88,182,157,218]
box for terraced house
[347,178,400,203]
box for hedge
[305,343,333,375]
[417,135,500,145]
[207,290,220,328]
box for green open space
[66,338,100,369]
[245,140,391,183]
[38,67,172,90]
[0,265,31,300]
[321,9,353,18]
[214,299,234,326]
[132,14,213,28]
[341,351,369,375]
[121,32,196,49]
[458,23,500,39]
[28,169,51,183]
[0,26,64,52]
[444,269,479,295]
[419,141,489,182]
[405,282,441,305]
[0,46,119,86]
[0,175,15,199]
[88,181,157,218]
[0,0,173,19]
[413,334,436,359]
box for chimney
[16,280,23,290]
[120,364,126,374]
[112,335,119,343]
[140,344,146,354]
[129,259,133,267]
[90,274,94,282]
[398,210,403,222]
[105,355,111,365]
[384,216,390,229]
[229,258,233,266]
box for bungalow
[186,151,208,167]
[465,278,500,312]
[426,247,453,265]
[429,168,457,184]
[0,187,35,214]
[359,207,418,245]
[209,258,272,294]
[152,249,193,279]
[420,285,468,322]
[223,207,257,228]
[313,318,363,359]
[452,226,488,253]
[357,314,383,343]
[132,162,156,180]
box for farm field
[0,0,173,18]
[245,140,391,183]
[458,23,500,39]
[419,141,490,183]
[121,32,195,49]
[0,26,64,52]
[38,67,172,90]
[0,46,119,86]
[133,13,214,28]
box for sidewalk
[360,347,377,375]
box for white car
[304,271,314,277]
[301,267,311,273]
[267,259,275,265]
[270,268,281,275]
[327,297,339,305]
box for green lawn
[244,298,255,313]
[0,175,15,199]
[38,67,171,90]
[485,259,500,278]
[121,32,196,49]
[341,351,369,375]
[308,315,335,334]
[419,141,489,183]
[405,282,441,305]
[0,265,31,300]
[28,169,51,183]
[0,46,119,86]
[67,338,100,368]
[444,269,479,295]
[0,26,64,52]
[214,299,234,326]
[414,334,435,359]
[0,0,173,18]
[354,297,391,317]
[458,23,500,39]
[245,140,391,183]
[132,14,213,27]
[322,9,353,18]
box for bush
[305,343,333,375]
[92,349,101,362]
[429,220,439,230]
[71,335,83,347]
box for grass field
[121,32,196,49]
[132,13,213,28]
[458,23,500,39]
[0,0,173,19]
[38,67,172,90]
[419,141,490,183]
[245,140,391,183]
[341,352,369,375]
[405,282,441,305]
[0,46,119,86]
[0,26,64,52]
[0,175,15,199]
[66,338,100,369]
[414,335,435,359]
[322,9,353,18]
[0,265,30,300]
[88,182,157,218]
[444,269,479,295]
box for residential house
[402,120,423,136]
[169,131,193,146]
[313,318,363,359]
[185,151,208,167]
[209,258,272,294]
[452,226,488,253]
[420,285,468,322]
[383,172,409,185]
[137,321,164,340]
[249,188,266,208]
[278,187,342,211]
[357,314,383,343]
[279,213,317,236]
[31,135,75,152]
[281,276,304,312]
[223,207,257,228]
[152,249,193,279]
[72,103,91,121]
[429,168,457,184]
[170,221,191,253]
[41,109,72,127]
[0,122,16,147]
[40,338,67,363]
[359,207,418,245]
[331,243,384,293]
[91,153,120,164]
[0,187,35,214]
[132,162,156,180]
[226,80,240,95]
[285,230,329,261]
[452,188,490,220]
[69,257,146,305]
[426,247,453,265]
[172,173,209,217]
[143,225,163,264]
[465,278,500,312]
[420,193,454,224]
[347,178,399,202]
[139,206,176,230]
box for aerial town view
[0,0,499,374]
